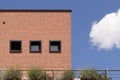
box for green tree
[61,70,75,80]
[28,68,52,80]
[3,69,22,80]
[80,68,107,80]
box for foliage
[3,69,22,80]
[28,69,52,80]
[80,68,108,80]
[61,70,75,80]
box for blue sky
[0,0,120,70]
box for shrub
[28,69,52,80]
[61,70,75,80]
[3,69,22,80]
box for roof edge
[0,9,72,12]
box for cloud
[89,9,120,50]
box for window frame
[49,40,61,53]
[10,40,22,53]
[30,40,42,53]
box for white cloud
[89,9,120,50]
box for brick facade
[0,10,72,70]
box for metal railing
[0,69,120,80]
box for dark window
[30,41,41,53]
[10,41,22,53]
[49,41,61,53]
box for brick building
[0,10,72,70]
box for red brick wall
[0,10,71,70]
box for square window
[30,41,41,53]
[49,41,61,53]
[10,41,22,53]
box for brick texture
[0,10,71,70]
